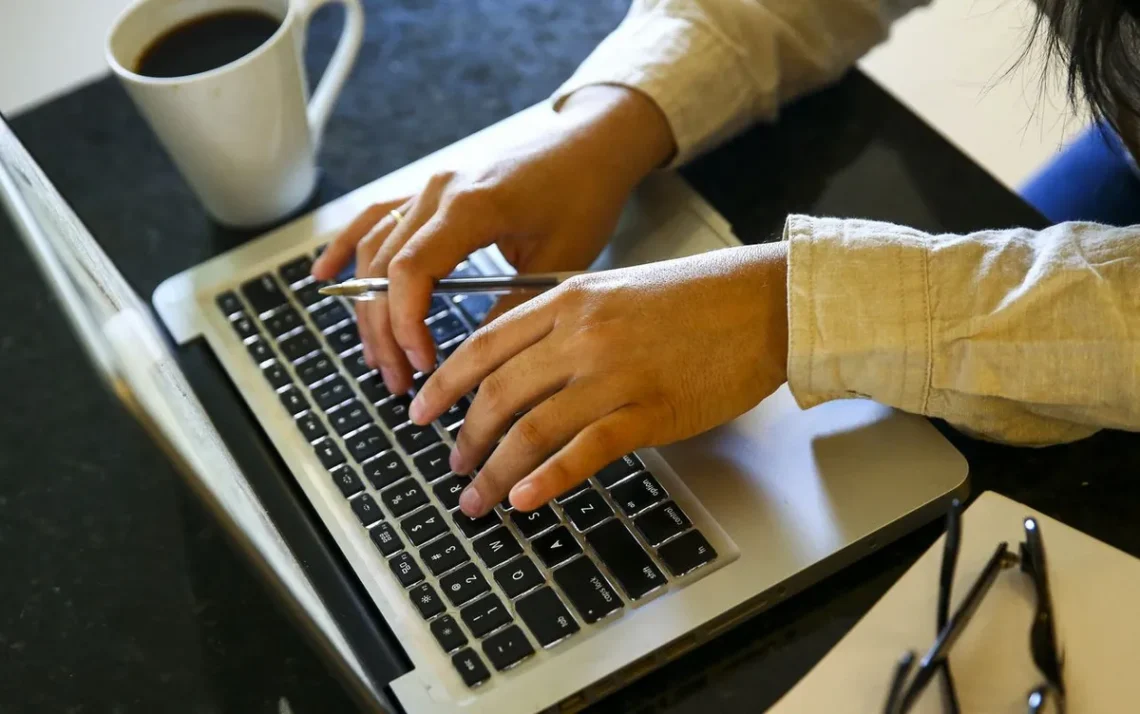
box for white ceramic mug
[107,0,364,228]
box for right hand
[311,86,675,394]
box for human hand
[310,86,675,394]
[408,243,790,516]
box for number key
[381,479,428,517]
[361,453,409,490]
[440,563,490,607]
[420,534,469,576]
[400,506,448,546]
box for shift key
[552,556,622,624]
[584,519,666,600]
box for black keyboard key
[516,587,579,648]
[456,293,495,324]
[312,300,350,332]
[420,534,469,576]
[610,473,667,516]
[414,444,452,482]
[438,398,469,429]
[229,311,258,340]
[311,375,353,410]
[358,375,390,405]
[431,614,468,653]
[341,348,374,378]
[410,582,446,619]
[433,475,470,511]
[279,329,319,362]
[563,490,613,531]
[328,400,370,435]
[412,371,430,393]
[296,352,336,385]
[264,307,303,337]
[451,649,490,688]
[440,563,490,607]
[635,501,692,546]
[216,290,243,316]
[376,395,412,428]
[361,452,409,489]
[554,482,591,503]
[369,522,403,556]
[381,479,429,517]
[351,493,383,526]
[278,386,309,415]
[295,411,328,442]
[401,506,448,546]
[494,556,544,599]
[596,454,644,488]
[511,506,559,539]
[585,519,665,600]
[553,557,623,624]
[396,423,441,454]
[279,255,314,286]
[345,424,390,463]
[428,313,466,344]
[294,280,329,308]
[246,338,275,365]
[460,594,511,638]
[499,497,514,512]
[313,439,346,469]
[453,510,500,539]
[428,295,452,318]
[532,526,582,568]
[261,360,291,389]
[241,274,288,315]
[482,625,534,671]
[473,527,523,569]
[389,551,424,588]
[658,530,717,576]
[329,465,364,498]
[326,322,361,354]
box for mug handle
[297,0,365,149]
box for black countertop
[4,2,1139,713]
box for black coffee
[135,10,281,78]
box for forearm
[784,217,1140,445]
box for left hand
[409,243,790,516]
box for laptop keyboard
[214,248,718,688]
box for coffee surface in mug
[135,10,281,78]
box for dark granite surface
[3,1,1139,713]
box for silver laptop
[1,106,968,714]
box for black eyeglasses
[882,499,1065,714]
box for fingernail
[409,396,426,425]
[407,350,433,375]
[459,487,483,516]
[380,367,398,392]
[511,481,538,510]
[449,446,466,474]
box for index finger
[311,197,408,281]
[409,297,555,425]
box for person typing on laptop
[312,0,1140,519]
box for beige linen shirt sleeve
[553,0,1140,445]
[552,0,930,166]
[785,217,1140,445]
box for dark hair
[1030,0,1140,154]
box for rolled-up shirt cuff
[550,7,759,169]
[784,214,932,415]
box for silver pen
[318,271,583,301]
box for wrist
[555,85,676,188]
